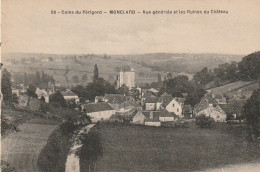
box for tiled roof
[159,110,177,118]
[104,94,126,104]
[145,96,158,103]
[174,97,185,105]
[143,92,153,99]
[158,93,173,107]
[61,90,78,97]
[148,88,159,93]
[220,99,245,116]
[83,102,114,113]
[194,93,218,112]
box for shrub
[195,115,215,128]
[37,121,78,172]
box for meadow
[88,123,260,172]
[1,117,60,172]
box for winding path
[65,124,95,172]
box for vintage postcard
[1,0,260,171]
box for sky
[2,0,260,55]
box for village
[7,63,248,128]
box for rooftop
[83,102,114,113]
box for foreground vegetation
[85,123,260,172]
[1,117,60,172]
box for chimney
[150,111,153,119]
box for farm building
[132,110,177,126]
[61,89,79,104]
[194,94,226,122]
[36,88,49,103]
[164,98,185,117]
[103,94,126,111]
[81,102,116,123]
[144,96,158,111]
[211,90,227,104]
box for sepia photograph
[1,0,260,171]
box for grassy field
[208,80,259,99]
[89,123,260,172]
[1,117,60,172]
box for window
[172,103,175,107]
[177,108,179,112]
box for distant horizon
[2,51,249,57]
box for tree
[82,74,88,81]
[24,72,28,86]
[117,84,129,96]
[158,73,162,83]
[35,71,41,87]
[243,89,260,141]
[72,75,79,83]
[12,94,19,104]
[86,77,117,101]
[1,69,13,103]
[166,72,173,79]
[75,129,103,172]
[1,114,19,136]
[238,52,260,80]
[160,75,206,107]
[193,67,213,85]
[27,84,37,98]
[49,91,67,107]
[94,64,99,81]
[195,115,215,128]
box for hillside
[2,52,243,87]
[1,117,60,172]
[208,80,259,99]
[112,53,243,74]
[2,53,166,87]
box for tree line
[193,52,260,87]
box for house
[220,98,246,120]
[119,100,139,113]
[132,110,177,126]
[81,102,116,123]
[103,94,126,111]
[132,111,161,126]
[157,92,173,110]
[12,88,20,96]
[147,88,159,95]
[164,97,185,117]
[132,111,147,124]
[183,105,193,118]
[141,91,153,106]
[145,96,158,111]
[61,89,79,104]
[194,94,226,122]
[36,88,49,103]
[158,110,177,122]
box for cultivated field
[1,117,60,172]
[90,123,260,172]
[208,80,259,99]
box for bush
[195,115,215,128]
[1,161,17,172]
[37,121,79,172]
